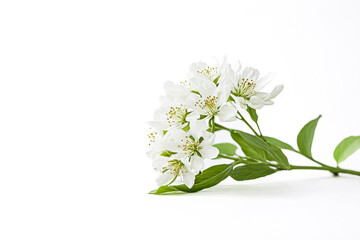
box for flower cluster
[147,57,283,188]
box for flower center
[180,136,201,156]
[197,66,219,81]
[233,78,256,99]
[166,106,187,127]
[195,96,219,116]
[162,159,185,175]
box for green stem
[295,151,332,169]
[255,122,263,136]
[210,117,215,133]
[289,164,360,176]
[215,123,338,170]
[214,123,230,131]
[214,119,360,177]
[237,111,260,137]
[218,153,360,177]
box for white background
[1,0,360,239]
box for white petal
[255,72,276,91]
[186,94,205,115]
[152,157,166,170]
[190,155,205,172]
[189,77,204,92]
[156,173,175,186]
[163,129,187,152]
[217,83,231,105]
[168,128,187,140]
[189,120,207,140]
[264,100,274,105]
[218,105,237,122]
[171,153,187,161]
[248,96,266,109]
[219,55,228,71]
[185,112,200,121]
[199,146,219,159]
[234,96,248,110]
[163,81,189,105]
[242,67,259,81]
[253,92,269,100]
[251,68,260,81]
[199,79,217,98]
[201,131,215,146]
[224,64,237,87]
[266,85,284,100]
[235,61,242,74]
[241,67,254,80]
[182,171,196,188]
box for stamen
[195,95,219,116]
[234,77,257,99]
[166,106,187,127]
[196,66,219,81]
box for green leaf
[148,185,181,195]
[334,136,360,165]
[231,163,276,181]
[149,164,233,195]
[265,143,289,165]
[227,95,235,102]
[246,106,258,123]
[213,76,220,85]
[264,136,296,152]
[230,131,267,160]
[181,124,190,131]
[160,150,176,157]
[214,143,237,156]
[190,90,200,95]
[231,130,290,169]
[297,115,321,158]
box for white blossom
[223,64,284,109]
[147,57,285,189]
[187,57,227,90]
[164,120,219,172]
[146,125,168,160]
[187,79,237,122]
[148,82,199,130]
[152,157,195,188]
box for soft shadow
[193,176,360,197]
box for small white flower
[164,120,219,172]
[153,157,196,188]
[149,81,200,130]
[146,126,167,159]
[149,104,191,130]
[187,80,237,122]
[188,57,227,90]
[163,81,190,106]
[224,64,284,109]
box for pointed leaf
[297,115,321,158]
[231,163,276,181]
[265,143,290,167]
[264,136,296,152]
[230,131,267,160]
[246,106,258,123]
[213,143,237,157]
[149,164,233,195]
[334,136,360,164]
[231,130,290,169]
